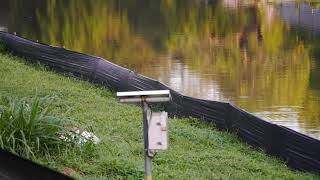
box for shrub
[0,96,77,159]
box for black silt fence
[0,32,319,174]
[0,149,72,180]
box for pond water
[1,0,319,139]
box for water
[1,0,319,139]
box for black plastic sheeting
[0,32,319,174]
[0,149,73,180]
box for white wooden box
[148,111,168,151]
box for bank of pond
[0,51,318,178]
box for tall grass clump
[0,96,76,159]
[0,40,6,53]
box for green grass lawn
[0,53,318,179]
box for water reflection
[2,0,320,139]
[0,1,8,32]
[280,3,320,34]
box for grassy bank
[0,53,317,179]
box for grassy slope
[0,53,317,179]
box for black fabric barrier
[0,32,319,174]
[0,149,73,180]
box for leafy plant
[0,96,77,159]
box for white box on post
[116,90,171,180]
[148,111,168,151]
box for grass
[0,96,77,159]
[0,52,318,179]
